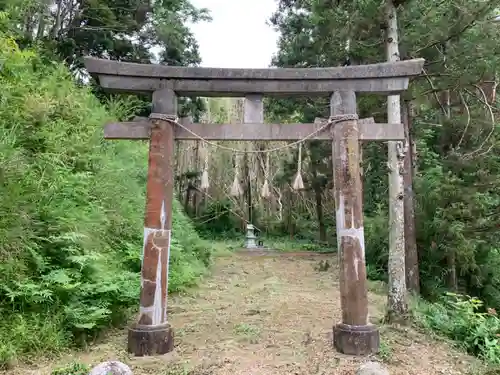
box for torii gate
[84,57,424,357]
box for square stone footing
[127,323,174,356]
[333,323,379,355]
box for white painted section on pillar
[164,229,172,323]
[335,194,345,252]
[160,200,166,229]
[152,234,163,325]
[140,228,172,326]
[336,193,366,281]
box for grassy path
[5,252,478,375]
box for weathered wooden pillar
[330,90,380,355]
[128,88,177,356]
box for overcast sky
[187,0,279,68]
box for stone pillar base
[127,323,174,356]
[333,323,379,356]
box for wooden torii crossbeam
[84,57,424,357]
[104,116,404,141]
[84,57,422,96]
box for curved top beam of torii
[83,57,424,96]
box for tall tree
[385,0,408,321]
[402,99,419,293]
[0,0,209,69]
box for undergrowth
[0,36,211,367]
[413,293,500,367]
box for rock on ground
[89,361,133,375]
[356,361,390,375]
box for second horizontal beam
[104,117,404,141]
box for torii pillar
[127,88,177,356]
[331,90,379,355]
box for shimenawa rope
[148,113,359,155]
[148,112,358,195]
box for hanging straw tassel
[292,143,305,191]
[230,173,242,196]
[261,153,271,199]
[230,154,243,197]
[200,147,209,190]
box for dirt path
[8,253,478,375]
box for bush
[0,36,210,367]
[413,293,500,365]
[195,199,242,237]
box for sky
[187,0,280,68]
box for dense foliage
[0,36,210,367]
[413,293,500,365]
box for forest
[0,0,500,373]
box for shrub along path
[5,253,479,375]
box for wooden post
[127,88,176,356]
[330,90,379,355]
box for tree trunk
[385,0,408,322]
[443,91,458,291]
[36,7,46,40]
[184,185,191,213]
[312,172,326,241]
[243,151,253,223]
[440,42,458,292]
[315,189,326,242]
[192,140,200,217]
[175,142,182,198]
[402,100,420,294]
[286,188,294,238]
[51,0,63,39]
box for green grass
[411,293,500,368]
[205,236,333,253]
